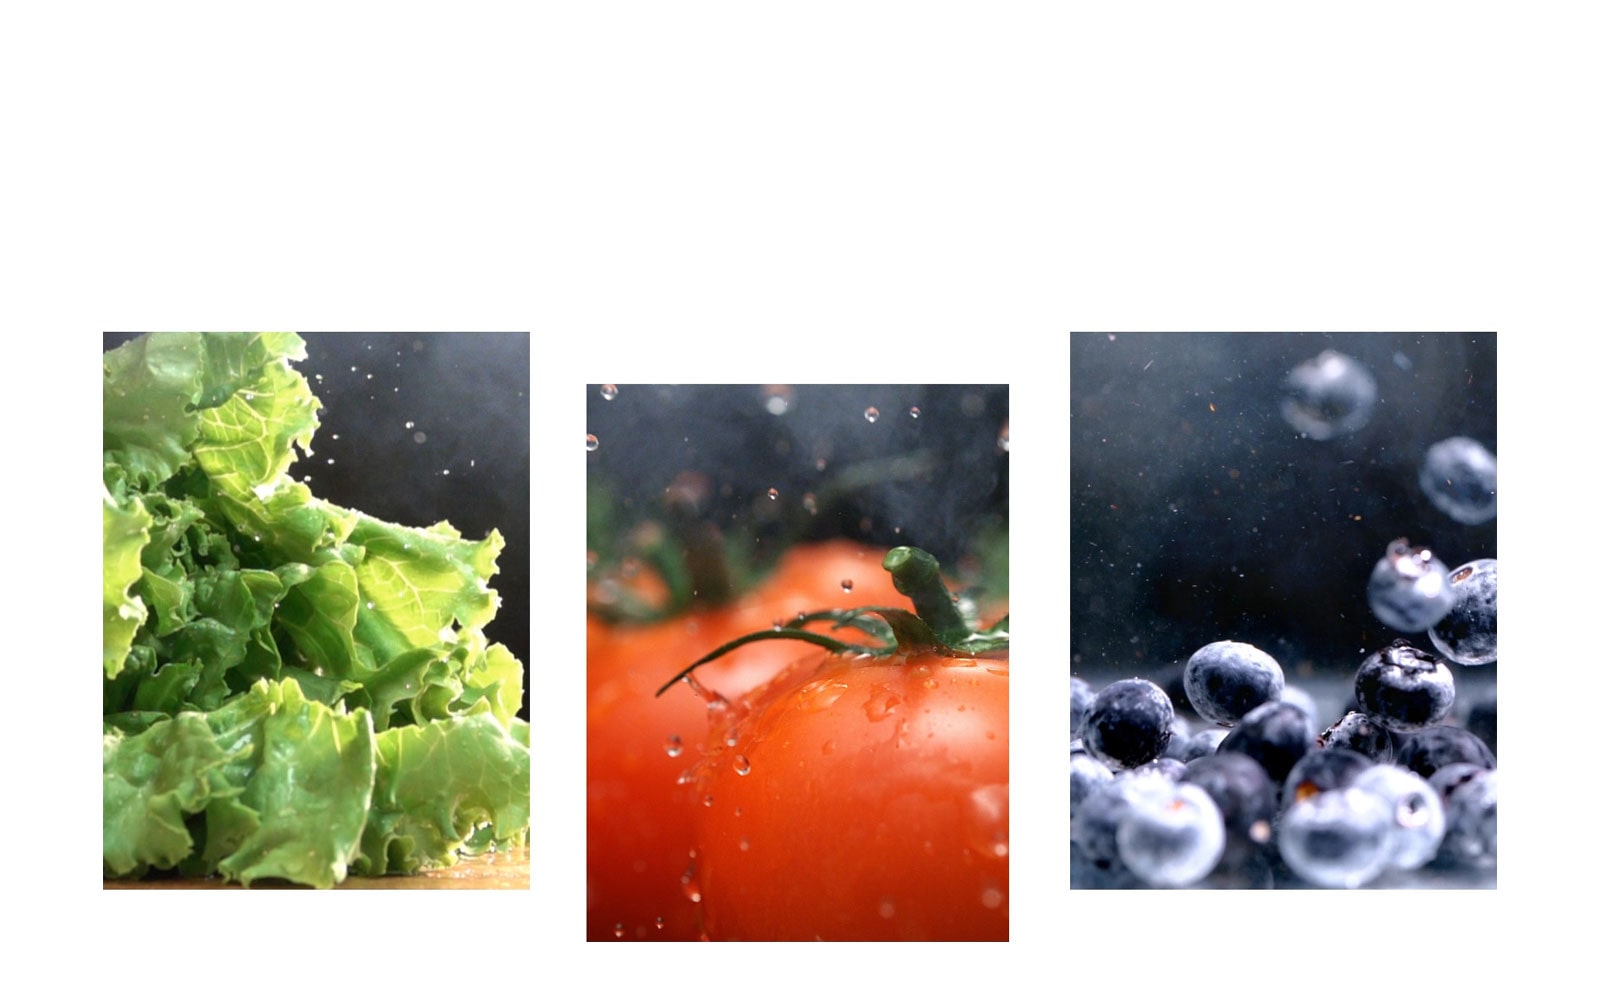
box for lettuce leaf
[103,333,528,887]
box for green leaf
[355,708,530,876]
[103,486,152,678]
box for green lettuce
[103,332,528,887]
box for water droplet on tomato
[654,917,664,931]
[864,406,880,423]
[840,578,854,593]
[665,735,683,757]
[981,887,1004,910]
[585,434,599,451]
[733,754,751,776]
[612,923,625,938]
[865,686,904,722]
[601,384,619,400]
[738,836,751,852]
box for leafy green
[103,332,528,887]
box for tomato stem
[882,546,971,644]
[656,546,1008,698]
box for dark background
[1070,333,1496,686]
[586,384,1009,585]
[104,332,531,719]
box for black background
[103,332,531,719]
[586,384,1010,582]
[1070,333,1496,685]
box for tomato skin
[690,649,1010,941]
[587,541,904,941]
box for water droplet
[601,383,619,400]
[767,487,779,500]
[878,898,896,919]
[665,735,683,757]
[840,578,854,593]
[413,431,427,444]
[864,406,880,423]
[702,793,714,808]
[997,422,1010,452]
[654,917,664,932]
[405,421,415,429]
[612,923,625,938]
[981,887,1004,910]
[733,754,751,776]
[440,468,450,476]
[909,406,921,419]
[586,434,600,452]
[738,836,751,852]
[802,493,819,515]
[815,457,828,471]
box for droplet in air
[601,384,619,400]
[864,406,880,423]
[405,421,415,429]
[802,493,819,515]
[909,406,921,419]
[767,487,779,500]
[998,422,1010,452]
[413,432,427,444]
[586,434,600,451]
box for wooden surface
[103,846,529,890]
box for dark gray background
[586,384,1009,580]
[1070,332,1496,684]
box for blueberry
[1180,752,1278,864]
[1070,676,1096,740]
[1081,677,1175,771]
[1397,726,1496,779]
[1430,764,1497,870]
[1280,349,1378,440]
[1183,640,1285,726]
[1175,727,1229,762]
[1071,769,1174,871]
[1367,539,1455,633]
[1318,710,1398,762]
[1419,436,1497,525]
[1282,748,1374,809]
[1353,639,1456,733]
[1428,558,1497,666]
[1070,744,1116,811]
[1466,692,1497,756]
[1215,700,1317,787]
[1352,764,1446,871]
[1116,781,1227,888]
[1276,787,1395,888]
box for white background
[7,1,1595,987]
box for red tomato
[687,647,1010,941]
[587,541,904,941]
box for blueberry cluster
[1071,632,1497,889]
